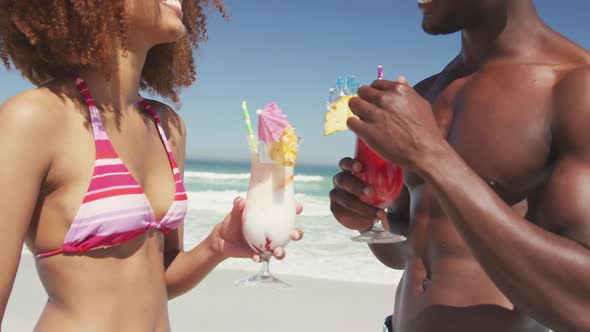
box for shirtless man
[330,0,590,331]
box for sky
[1,0,589,166]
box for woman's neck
[78,46,148,114]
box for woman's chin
[170,27,187,42]
[153,25,187,45]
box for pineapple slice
[324,95,357,136]
[266,125,299,166]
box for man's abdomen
[394,256,548,332]
[394,188,547,332]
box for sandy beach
[4,255,396,332]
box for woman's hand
[209,197,304,262]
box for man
[330,0,590,331]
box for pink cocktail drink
[354,138,403,208]
[351,138,406,243]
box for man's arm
[416,68,590,332]
[366,74,441,270]
[368,186,409,270]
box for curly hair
[0,0,226,103]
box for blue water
[182,159,402,285]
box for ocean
[183,159,403,285]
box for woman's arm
[153,102,301,299]
[164,202,242,299]
[0,93,55,327]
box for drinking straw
[241,101,258,153]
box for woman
[0,1,302,331]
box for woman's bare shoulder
[0,79,79,147]
[143,99,186,142]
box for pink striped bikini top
[36,75,188,259]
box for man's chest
[410,67,557,203]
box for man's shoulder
[546,39,590,92]
[557,64,590,89]
[413,74,441,97]
[552,65,590,148]
[553,65,590,110]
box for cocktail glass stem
[235,253,292,289]
[257,254,272,279]
[350,220,406,244]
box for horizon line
[185,156,338,168]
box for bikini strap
[73,73,178,170]
[73,73,106,141]
[137,96,178,169]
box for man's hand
[347,79,445,173]
[330,157,388,231]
